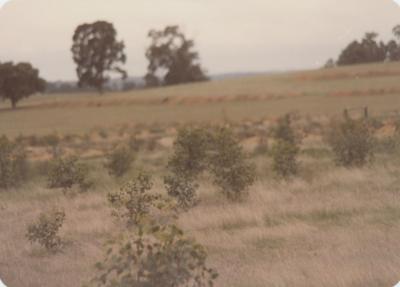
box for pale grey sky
[0,0,399,81]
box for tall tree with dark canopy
[144,25,208,87]
[337,32,386,66]
[0,62,46,109]
[71,21,127,93]
[387,25,400,61]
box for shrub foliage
[271,114,300,178]
[272,141,299,178]
[208,127,256,199]
[104,146,134,178]
[327,117,374,167]
[0,136,28,189]
[164,127,210,208]
[87,224,218,287]
[108,172,164,226]
[165,126,256,204]
[47,157,92,193]
[164,174,199,210]
[26,208,65,252]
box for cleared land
[1,62,400,136]
[1,62,400,287]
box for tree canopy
[337,32,386,66]
[333,26,400,66]
[71,21,127,93]
[0,62,46,109]
[144,25,208,87]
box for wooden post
[364,107,369,119]
[343,108,349,120]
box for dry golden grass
[2,62,400,286]
[1,158,400,287]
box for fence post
[364,107,369,119]
[343,108,349,120]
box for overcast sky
[0,0,399,81]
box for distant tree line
[0,21,207,109]
[326,25,400,67]
[46,78,139,94]
[71,21,208,93]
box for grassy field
[1,62,400,287]
[2,61,400,136]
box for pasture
[1,62,400,287]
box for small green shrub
[165,126,256,201]
[26,208,65,252]
[271,114,300,178]
[87,224,218,287]
[164,127,211,208]
[167,127,210,179]
[108,172,163,226]
[104,146,134,178]
[273,114,297,144]
[272,140,299,178]
[164,174,199,210]
[327,117,374,167]
[209,127,256,200]
[47,157,92,193]
[0,136,28,189]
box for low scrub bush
[164,127,210,208]
[273,114,297,144]
[209,127,256,200]
[164,174,199,210]
[26,208,65,252]
[108,172,166,226]
[271,114,300,178]
[104,146,134,178]
[0,136,28,189]
[167,127,210,179]
[47,157,92,193]
[165,126,256,202]
[86,224,218,287]
[327,117,374,167]
[272,140,299,178]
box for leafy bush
[273,114,297,144]
[208,127,256,200]
[87,224,218,287]
[0,136,28,189]
[108,172,164,226]
[271,114,300,178]
[164,174,199,210]
[104,146,134,178]
[164,127,211,208]
[327,117,374,167]
[167,127,210,179]
[26,208,65,252]
[272,140,299,177]
[165,126,256,202]
[47,157,92,193]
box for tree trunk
[11,100,17,109]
